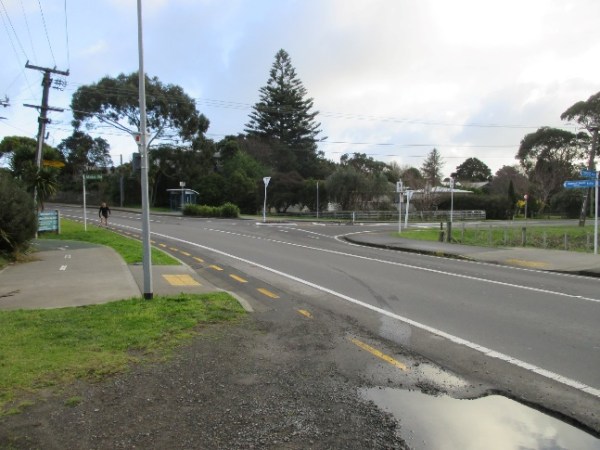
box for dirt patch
[0,313,407,449]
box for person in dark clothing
[99,202,111,226]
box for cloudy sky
[1,0,599,177]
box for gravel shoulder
[0,308,408,449]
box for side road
[343,231,600,276]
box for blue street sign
[580,169,597,179]
[564,180,598,189]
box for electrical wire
[19,0,37,63]
[37,0,56,66]
[63,0,70,69]
[0,0,29,61]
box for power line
[63,0,70,69]
[37,0,56,66]
[19,0,37,62]
[0,0,29,61]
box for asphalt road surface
[58,206,600,433]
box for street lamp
[263,177,271,223]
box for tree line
[1,49,599,223]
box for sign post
[564,172,599,254]
[263,177,271,223]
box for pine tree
[245,49,322,177]
[421,148,444,186]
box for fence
[275,210,486,222]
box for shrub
[220,202,240,218]
[0,172,37,254]
[183,203,239,218]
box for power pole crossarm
[24,62,69,217]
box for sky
[1,0,600,178]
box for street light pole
[450,177,454,224]
[263,177,271,223]
[137,0,153,299]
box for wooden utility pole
[23,62,69,212]
[24,62,70,172]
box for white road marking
[65,217,600,398]
[59,265,67,271]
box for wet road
[58,207,600,431]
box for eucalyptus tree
[71,72,209,146]
[561,91,600,225]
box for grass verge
[397,223,598,252]
[40,218,179,265]
[0,292,245,414]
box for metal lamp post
[263,177,271,223]
[450,176,455,224]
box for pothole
[360,387,599,450]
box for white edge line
[142,227,600,400]
[73,217,600,399]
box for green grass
[40,218,179,265]
[0,292,245,413]
[397,223,598,252]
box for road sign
[580,170,597,179]
[563,180,597,189]
[85,174,102,180]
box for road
[59,206,600,432]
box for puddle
[361,387,600,450]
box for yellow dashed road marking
[230,274,248,283]
[169,247,179,252]
[297,309,312,318]
[150,240,156,244]
[162,274,201,286]
[180,251,191,257]
[159,243,167,248]
[258,288,279,299]
[193,257,205,263]
[350,338,408,371]
[209,265,224,271]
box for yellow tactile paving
[162,274,201,286]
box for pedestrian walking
[99,202,111,226]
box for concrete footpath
[0,239,217,310]
[345,231,600,276]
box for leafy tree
[270,171,305,213]
[488,165,529,197]
[454,157,492,182]
[560,91,600,225]
[517,127,586,213]
[0,172,36,254]
[398,166,424,190]
[0,136,62,178]
[340,152,387,175]
[58,131,112,180]
[421,148,444,186]
[245,49,323,178]
[71,72,209,146]
[325,166,367,210]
